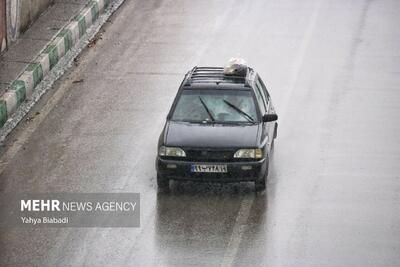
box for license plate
[191,164,228,173]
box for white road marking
[279,0,323,117]
[220,1,323,266]
[221,196,254,267]
[190,0,234,66]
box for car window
[257,77,269,97]
[256,76,270,111]
[171,89,258,123]
[254,83,266,114]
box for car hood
[165,121,260,148]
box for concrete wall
[1,0,53,52]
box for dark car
[156,65,278,191]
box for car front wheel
[255,178,266,191]
[255,161,268,191]
[157,173,169,191]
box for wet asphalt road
[1,0,400,266]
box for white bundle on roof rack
[223,57,248,76]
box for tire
[274,122,278,139]
[157,173,169,191]
[255,178,266,191]
[255,160,269,192]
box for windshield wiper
[222,99,255,123]
[199,97,215,122]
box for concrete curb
[0,0,110,127]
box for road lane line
[221,1,323,266]
[221,196,254,267]
[190,0,234,66]
[279,0,323,117]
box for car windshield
[171,89,258,123]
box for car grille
[184,149,235,162]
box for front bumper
[156,157,267,182]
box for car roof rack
[184,66,252,87]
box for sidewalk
[0,0,112,128]
[0,0,88,95]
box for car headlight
[234,148,263,159]
[159,146,186,157]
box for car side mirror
[262,114,278,122]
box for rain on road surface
[1,0,400,266]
